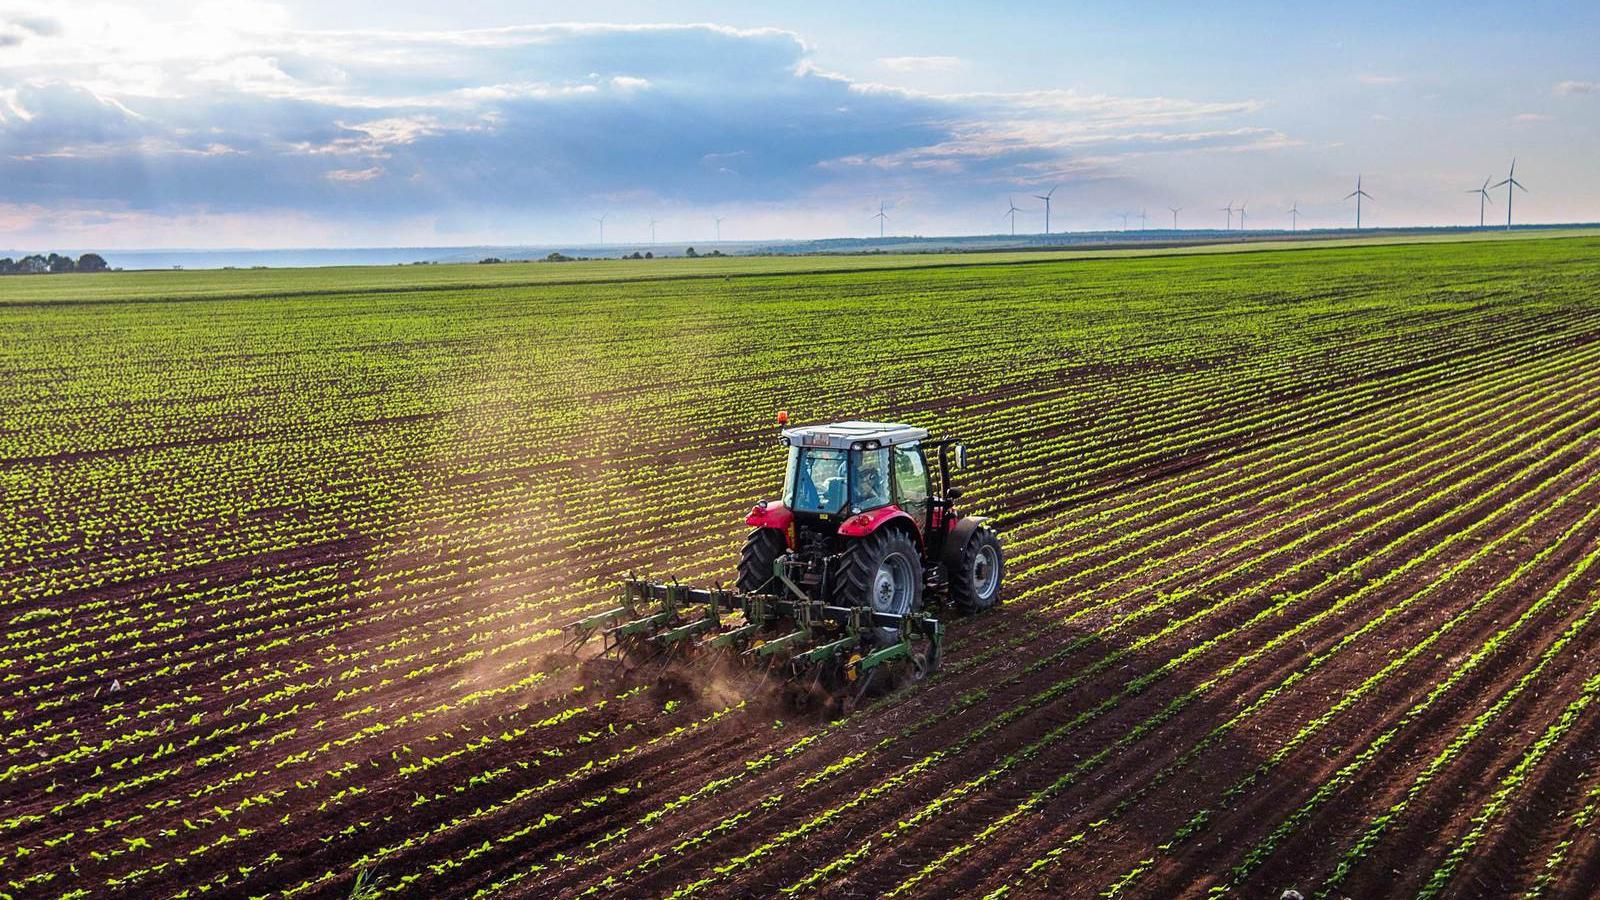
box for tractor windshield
[785,447,849,514]
[783,445,894,515]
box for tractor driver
[852,450,891,509]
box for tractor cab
[780,421,930,525]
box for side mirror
[953,443,968,471]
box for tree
[77,253,109,272]
[685,246,698,257]
[47,253,75,273]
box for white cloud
[1513,112,1553,122]
[0,13,1277,246]
[1357,74,1404,85]
[1554,80,1597,95]
[0,86,32,122]
[878,56,966,73]
[190,55,299,94]
[326,165,383,182]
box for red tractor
[567,418,1003,701]
[741,419,1004,632]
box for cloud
[1357,74,1404,85]
[1554,80,1597,95]
[0,14,1273,245]
[878,56,966,73]
[326,165,384,182]
[1512,112,1553,122]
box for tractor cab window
[851,448,892,511]
[785,447,849,513]
[893,444,931,528]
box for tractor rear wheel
[832,528,924,645]
[950,524,1004,613]
[737,528,786,593]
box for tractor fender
[942,515,993,572]
[746,501,793,531]
[838,506,920,543]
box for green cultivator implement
[567,417,1003,711]
[567,563,945,710]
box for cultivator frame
[566,559,944,703]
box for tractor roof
[780,420,929,451]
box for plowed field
[7,235,1600,899]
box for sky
[0,0,1596,250]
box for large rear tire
[832,528,924,645]
[950,524,1004,613]
[737,528,787,593]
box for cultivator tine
[847,667,877,713]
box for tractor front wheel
[737,527,786,593]
[833,528,924,645]
[951,524,1004,613]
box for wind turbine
[1118,211,1129,231]
[714,216,724,242]
[1466,177,1493,228]
[1004,196,1021,236]
[1034,185,1058,233]
[1139,209,1148,231]
[1169,206,1181,229]
[1287,201,1302,231]
[1344,175,1372,229]
[594,213,607,245]
[1219,201,1234,230]
[1491,159,1526,231]
[872,201,888,239]
[648,218,658,244]
[1237,202,1248,231]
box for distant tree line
[0,253,110,275]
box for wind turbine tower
[1344,175,1372,230]
[1491,159,1526,231]
[1004,196,1021,236]
[1169,206,1181,229]
[649,218,658,244]
[595,214,607,245]
[873,201,888,239]
[1237,202,1248,231]
[1287,201,1302,231]
[714,216,724,242]
[1034,185,1059,233]
[1467,177,1493,228]
[1220,201,1234,230]
[1139,209,1148,231]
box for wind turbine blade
[1491,179,1510,189]
[1344,191,1358,200]
[1512,179,1528,192]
